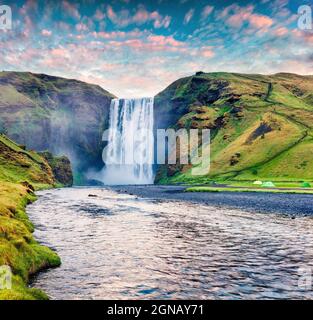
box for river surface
[28,187,313,300]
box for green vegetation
[0,71,115,183]
[302,182,311,188]
[40,151,73,187]
[155,72,313,188]
[185,186,313,195]
[0,134,63,300]
[261,181,276,188]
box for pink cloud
[18,48,43,62]
[51,48,68,57]
[153,15,171,29]
[225,5,254,28]
[62,0,81,20]
[91,30,147,42]
[224,4,273,30]
[249,15,273,29]
[201,5,214,20]
[147,35,183,47]
[94,9,105,21]
[184,9,195,25]
[107,5,117,21]
[24,15,34,33]
[56,21,71,32]
[106,5,171,29]
[41,57,68,69]
[273,27,288,37]
[291,29,313,44]
[76,22,89,32]
[200,47,215,58]
[133,7,150,24]
[75,34,85,40]
[19,0,38,16]
[105,34,186,54]
[41,29,52,37]
[303,33,313,44]
[94,31,123,39]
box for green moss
[0,136,61,300]
[0,182,61,300]
[39,151,73,187]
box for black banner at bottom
[0,300,310,319]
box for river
[28,187,313,300]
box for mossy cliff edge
[0,134,72,300]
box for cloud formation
[0,0,312,97]
[184,9,195,24]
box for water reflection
[28,188,313,300]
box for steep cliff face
[154,72,313,183]
[154,72,230,130]
[39,152,73,187]
[0,72,115,183]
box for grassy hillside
[0,134,62,300]
[155,72,313,184]
[0,71,115,183]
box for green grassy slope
[155,72,313,184]
[0,134,61,300]
[0,71,115,182]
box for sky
[0,0,312,97]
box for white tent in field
[253,181,263,185]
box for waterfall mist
[49,110,78,169]
[99,98,155,185]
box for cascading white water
[101,98,154,185]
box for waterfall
[101,98,154,185]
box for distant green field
[185,186,313,195]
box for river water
[28,187,313,300]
